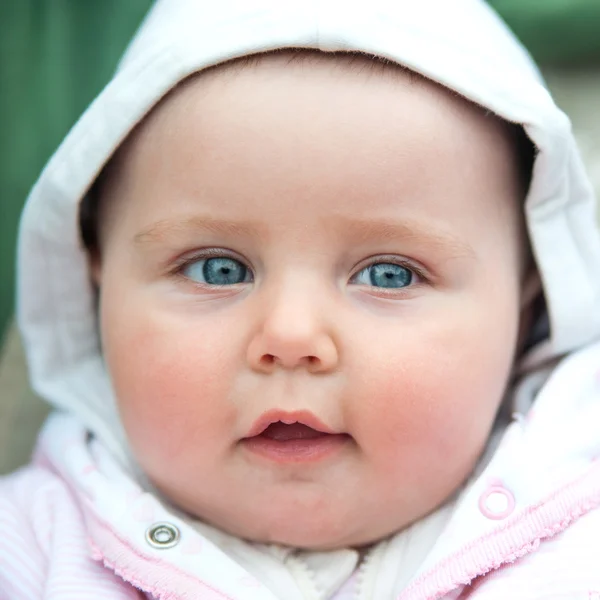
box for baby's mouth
[242,415,351,463]
[259,421,329,441]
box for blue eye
[182,256,251,285]
[353,262,414,289]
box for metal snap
[145,522,180,549]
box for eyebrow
[134,214,474,258]
[134,215,265,246]
[331,216,475,258]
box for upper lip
[245,409,338,438]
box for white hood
[17,0,600,466]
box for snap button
[145,522,180,549]
[478,482,515,520]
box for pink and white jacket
[3,0,600,598]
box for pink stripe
[0,541,44,583]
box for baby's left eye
[351,262,415,289]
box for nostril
[262,354,276,365]
[260,354,319,367]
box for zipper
[354,543,386,600]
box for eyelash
[171,248,249,278]
[171,249,428,289]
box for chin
[245,527,353,550]
[229,508,385,550]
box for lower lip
[241,434,351,463]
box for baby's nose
[248,335,338,373]
[246,291,339,374]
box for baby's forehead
[156,50,465,122]
[120,49,502,174]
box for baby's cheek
[352,324,509,483]
[354,370,487,518]
[105,314,235,466]
[357,365,465,456]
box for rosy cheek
[104,309,236,466]
[350,315,511,477]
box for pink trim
[85,514,237,600]
[399,462,600,600]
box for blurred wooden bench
[0,326,49,474]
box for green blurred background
[1,0,600,342]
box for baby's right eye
[181,256,252,285]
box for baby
[3,0,600,599]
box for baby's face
[96,54,527,549]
